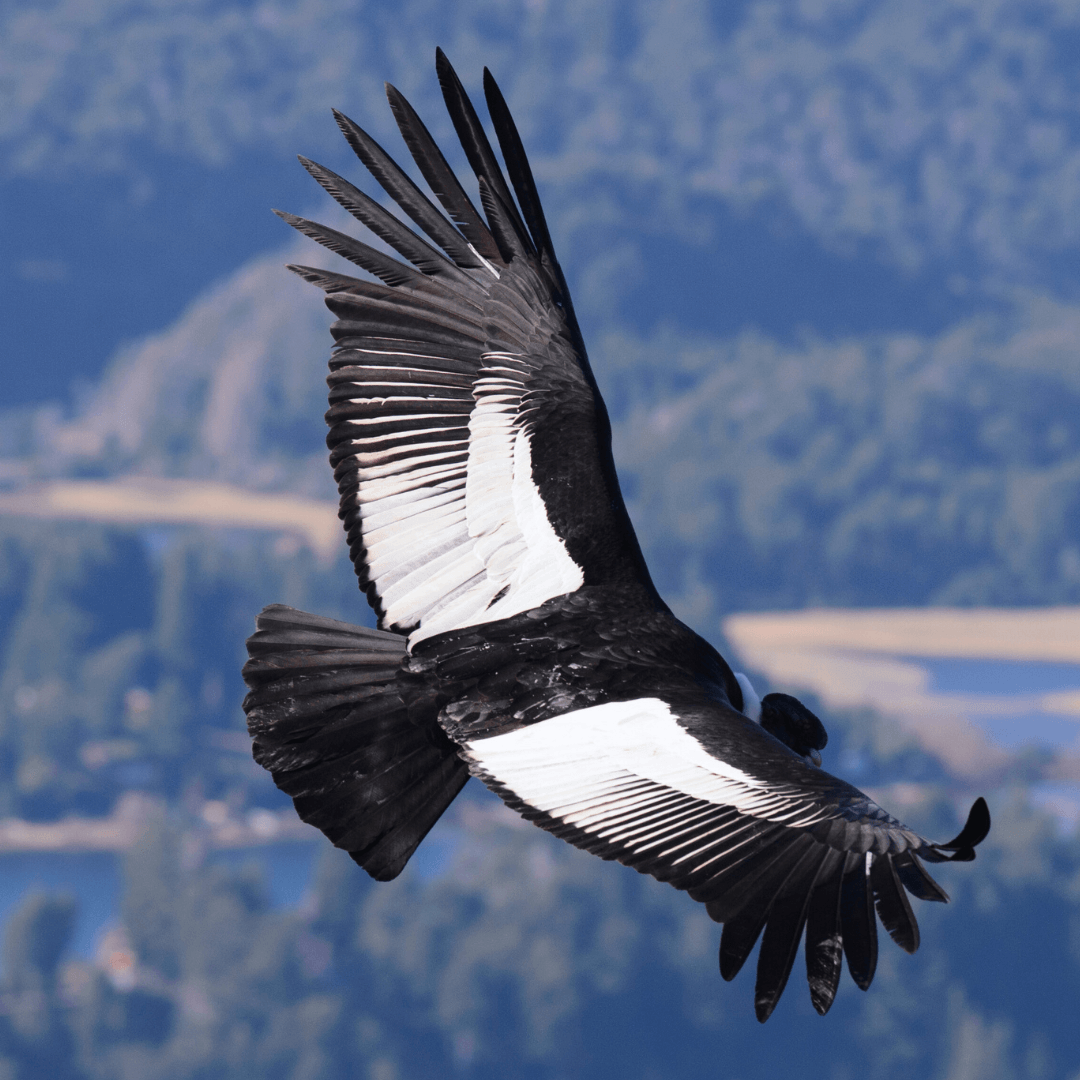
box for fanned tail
[242,605,468,880]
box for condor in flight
[242,51,989,1022]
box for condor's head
[735,674,828,766]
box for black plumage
[242,51,990,1023]
[759,693,828,765]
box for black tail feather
[350,755,469,880]
[246,603,406,647]
[242,604,469,881]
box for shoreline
[0,794,318,854]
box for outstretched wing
[280,50,658,643]
[459,696,989,1022]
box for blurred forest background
[3,0,1080,1076]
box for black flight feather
[297,157,473,285]
[323,292,485,342]
[754,847,830,1022]
[482,68,555,265]
[893,849,950,903]
[871,853,920,953]
[284,264,368,293]
[695,823,791,913]
[273,210,445,293]
[718,836,817,981]
[803,849,847,1015]
[840,853,878,990]
[332,109,484,270]
[933,796,991,861]
[477,176,531,264]
[321,276,484,329]
[435,48,535,257]
[384,82,502,263]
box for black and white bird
[242,51,989,1023]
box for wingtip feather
[840,852,878,991]
[923,797,991,863]
[871,854,920,954]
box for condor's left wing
[456,693,990,1022]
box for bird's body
[242,51,988,1022]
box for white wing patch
[344,351,583,645]
[464,698,833,853]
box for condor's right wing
[278,50,661,644]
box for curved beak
[806,749,822,768]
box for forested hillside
[609,298,1080,617]
[4,273,1080,824]
[5,0,1080,1075]
[2,786,1076,1080]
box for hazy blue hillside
[2,249,1080,824]
[4,0,1080,1076]
[0,788,1076,1080]
[8,0,1080,406]
[0,516,363,822]
[1,251,1078,1072]
[0,240,334,493]
[608,298,1080,619]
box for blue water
[0,785,500,962]
[0,852,120,957]
[921,658,1080,695]
[209,843,320,910]
[0,842,320,959]
[915,658,1080,749]
[971,711,1080,749]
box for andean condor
[242,50,990,1023]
